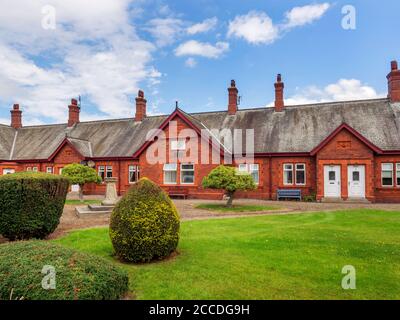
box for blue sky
[0,0,399,125]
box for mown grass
[195,203,280,212]
[65,199,102,205]
[54,209,400,300]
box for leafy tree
[202,165,256,207]
[62,163,101,202]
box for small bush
[0,241,128,300]
[303,192,317,202]
[110,178,180,263]
[0,172,70,240]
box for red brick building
[1,61,400,202]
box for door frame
[323,165,341,198]
[347,165,366,198]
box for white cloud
[267,79,384,106]
[283,3,331,29]
[145,18,185,47]
[227,4,331,45]
[0,0,161,124]
[175,40,229,59]
[187,17,218,35]
[227,11,279,45]
[185,58,197,68]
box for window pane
[238,164,247,172]
[382,171,392,178]
[296,170,305,184]
[164,163,177,171]
[164,171,177,184]
[181,171,194,184]
[382,163,393,171]
[352,171,360,182]
[296,164,305,170]
[284,164,293,170]
[382,177,393,186]
[251,171,259,184]
[181,164,194,170]
[284,170,293,184]
[329,171,336,181]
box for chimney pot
[387,60,400,103]
[135,90,147,121]
[228,80,238,115]
[274,73,285,112]
[10,103,22,129]
[68,98,80,127]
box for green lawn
[54,209,400,300]
[195,203,280,212]
[65,199,102,205]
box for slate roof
[1,98,400,161]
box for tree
[202,165,256,207]
[61,163,102,202]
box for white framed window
[181,164,194,184]
[98,166,105,180]
[46,167,53,174]
[106,166,113,178]
[396,164,400,187]
[59,168,63,175]
[164,163,177,184]
[295,164,306,185]
[129,165,140,184]
[237,164,259,184]
[32,167,38,172]
[382,163,393,187]
[283,164,293,185]
[26,167,32,171]
[171,140,186,151]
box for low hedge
[0,172,69,240]
[110,178,180,263]
[0,241,129,300]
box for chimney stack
[10,104,22,129]
[387,60,400,103]
[68,98,80,127]
[228,80,238,115]
[135,90,147,121]
[274,74,284,112]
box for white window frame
[32,167,38,172]
[163,163,177,185]
[295,163,306,186]
[98,166,105,180]
[396,163,400,187]
[106,166,113,178]
[171,140,186,151]
[46,167,53,174]
[382,163,394,187]
[283,164,294,185]
[237,164,259,184]
[180,164,195,184]
[26,167,32,171]
[128,165,140,184]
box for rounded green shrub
[110,178,180,263]
[0,241,128,300]
[0,172,70,240]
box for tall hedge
[0,241,128,300]
[0,172,70,240]
[110,178,180,263]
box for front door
[348,165,365,198]
[324,165,341,197]
[2,169,15,175]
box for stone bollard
[102,177,118,206]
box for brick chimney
[387,60,400,103]
[10,104,22,129]
[68,98,80,127]
[135,90,147,121]
[228,80,238,115]
[274,74,284,112]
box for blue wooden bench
[277,189,302,201]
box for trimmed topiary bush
[110,178,180,263]
[0,241,128,300]
[0,172,70,240]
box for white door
[2,169,15,175]
[324,165,341,197]
[348,165,365,198]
